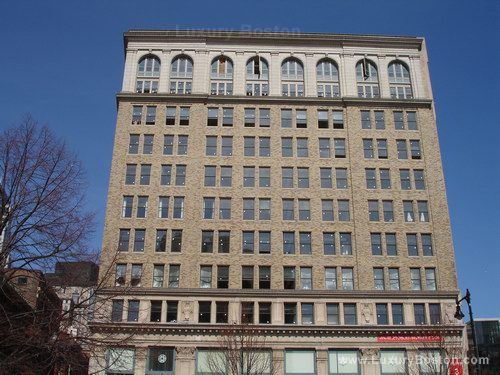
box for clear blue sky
[1,0,499,317]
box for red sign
[377,335,443,343]
[449,359,463,375]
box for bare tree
[204,324,278,375]
[0,115,94,273]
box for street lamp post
[454,289,481,375]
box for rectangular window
[389,268,400,290]
[361,110,371,129]
[163,135,174,155]
[340,233,352,255]
[283,232,295,254]
[323,232,336,255]
[115,264,126,286]
[407,234,418,256]
[143,134,154,154]
[128,134,139,154]
[242,266,254,289]
[153,265,164,287]
[425,268,437,290]
[132,105,142,124]
[137,196,148,218]
[122,196,133,218]
[371,233,382,255]
[201,230,214,253]
[146,106,156,125]
[168,265,180,287]
[296,109,307,128]
[404,200,415,222]
[259,302,272,324]
[422,234,433,256]
[219,198,231,220]
[322,199,334,221]
[429,303,441,324]
[150,300,162,322]
[282,167,293,188]
[377,139,388,159]
[244,136,255,156]
[318,110,328,128]
[203,197,215,219]
[333,110,344,129]
[207,107,218,126]
[133,229,145,252]
[298,199,310,221]
[373,268,385,290]
[220,166,232,187]
[111,300,123,322]
[325,267,337,290]
[392,304,404,325]
[259,108,270,127]
[160,165,171,186]
[341,268,354,290]
[175,164,186,186]
[173,197,184,218]
[410,268,422,290]
[365,168,377,189]
[244,108,256,127]
[222,108,233,126]
[375,110,385,129]
[284,303,297,324]
[118,229,130,252]
[139,164,151,185]
[410,140,421,159]
[155,229,167,252]
[177,135,188,154]
[217,266,229,288]
[166,301,178,322]
[284,267,296,289]
[281,137,293,157]
[376,303,388,324]
[179,107,190,125]
[397,140,408,159]
[400,169,411,190]
[259,166,270,187]
[221,136,232,156]
[386,233,397,256]
[282,199,294,220]
[368,200,379,221]
[204,166,216,187]
[297,137,309,157]
[338,200,350,221]
[394,111,404,130]
[334,138,346,158]
[127,300,140,322]
[414,303,426,325]
[198,301,212,323]
[414,169,426,190]
[243,166,255,187]
[259,266,271,289]
[125,164,137,185]
[297,167,309,188]
[171,230,182,252]
[281,109,292,128]
[380,169,391,189]
[218,230,230,253]
[242,231,255,254]
[243,198,255,220]
[326,303,339,325]
[319,138,331,158]
[259,137,271,157]
[200,265,212,288]
[301,303,314,324]
[344,303,357,324]
[259,198,271,220]
[383,200,394,222]
[407,112,417,130]
[300,267,312,289]
[165,106,176,125]
[259,231,271,254]
[206,136,217,156]
[336,168,348,189]
[216,301,229,323]
[418,201,429,222]
[363,139,374,158]
[320,168,332,188]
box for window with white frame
[281,57,304,97]
[246,56,269,96]
[388,61,413,99]
[356,58,380,98]
[136,55,160,94]
[170,55,193,94]
[316,58,340,98]
[210,55,233,95]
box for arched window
[281,57,304,97]
[388,61,413,99]
[210,56,233,95]
[356,59,380,98]
[170,55,193,94]
[245,56,269,96]
[316,58,340,98]
[136,55,160,94]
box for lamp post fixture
[454,289,481,375]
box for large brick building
[90,30,466,374]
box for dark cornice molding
[90,322,464,337]
[116,93,433,109]
[123,30,423,51]
[98,287,459,300]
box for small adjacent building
[468,319,500,375]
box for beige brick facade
[90,30,466,375]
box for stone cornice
[124,30,423,51]
[116,92,433,109]
[90,322,464,337]
[98,287,458,300]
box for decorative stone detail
[181,300,194,322]
[176,346,195,359]
[361,348,379,358]
[361,303,373,324]
[444,303,457,324]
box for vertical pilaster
[316,349,328,375]
[175,346,196,374]
[361,348,380,375]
